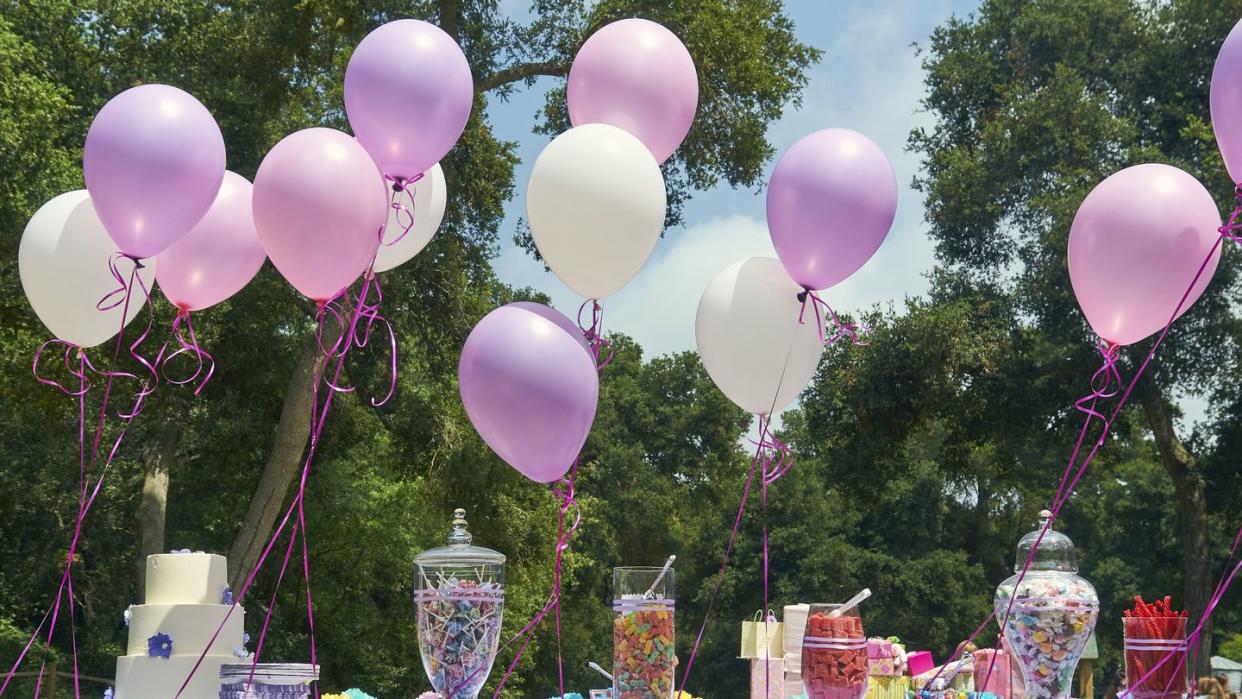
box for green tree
[909,0,1242,670]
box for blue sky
[485,0,980,361]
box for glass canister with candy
[994,510,1098,699]
[1123,595,1189,698]
[612,564,676,699]
[413,509,505,699]
[801,603,868,699]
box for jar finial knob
[448,508,472,545]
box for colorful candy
[995,577,1098,699]
[613,604,676,699]
[1123,595,1188,698]
[415,577,504,699]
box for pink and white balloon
[252,128,388,302]
[567,18,698,163]
[84,84,226,258]
[344,20,473,181]
[1068,164,1221,347]
[19,191,156,348]
[526,124,666,300]
[696,257,825,416]
[766,129,898,291]
[156,171,266,312]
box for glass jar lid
[1014,509,1078,573]
[414,508,506,568]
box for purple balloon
[1212,18,1242,183]
[344,20,473,180]
[765,129,898,291]
[1068,164,1221,347]
[84,84,226,258]
[567,18,698,164]
[459,303,598,484]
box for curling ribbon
[382,172,424,248]
[798,289,866,346]
[578,299,615,369]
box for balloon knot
[132,258,145,269]
[391,181,405,193]
[796,290,809,304]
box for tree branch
[476,61,569,93]
[438,0,459,41]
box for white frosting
[115,655,233,699]
[145,553,229,605]
[125,603,244,656]
[115,552,245,699]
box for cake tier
[147,552,229,605]
[126,603,245,657]
[115,654,233,699]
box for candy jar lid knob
[448,508,472,546]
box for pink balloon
[1211,18,1242,183]
[252,128,388,301]
[459,303,598,484]
[344,20,473,180]
[84,84,226,258]
[1068,164,1222,347]
[567,18,698,163]
[766,129,898,291]
[155,171,266,312]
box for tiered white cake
[115,552,246,699]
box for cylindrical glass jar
[413,509,505,699]
[612,566,675,699]
[800,603,867,699]
[1124,615,1188,698]
[995,510,1099,699]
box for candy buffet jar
[994,510,1098,699]
[414,509,505,699]
[1123,615,1188,698]
[612,566,675,699]
[800,604,867,699]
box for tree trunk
[228,324,337,590]
[1137,374,1212,674]
[135,419,182,595]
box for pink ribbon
[798,289,866,346]
[578,299,615,369]
[382,172,424,248]
[156,310,216,395]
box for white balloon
[526,123,666,299]
[19,191,156,348]
[374,162,447,273]
[695,257,825,416]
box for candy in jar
[994,510,1098,699]
[613,566,676,699]
[800,604,867,699]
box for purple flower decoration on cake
[221,586,234,605]
[147,632,172,658]
[122,608,130,626]
[103,689,114,699]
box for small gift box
[864,675,908,699]
[865,637,905,677]
[912,656,974,693]
[750,656,785,699]
[741,609,785,659]
[906,651,934,678]
[973,644,1023,699]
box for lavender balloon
[1211,17,1242,183]
[765,129,898,291]
[1068,164,1221,347]
[459,303,598,484]
[567,18,698,164]
[345,20,473,180]
[84,84,226,258]
[156,171,266,312]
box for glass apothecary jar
[414,509,505,699]
[612,566,675,699]
[994,510,1099,699]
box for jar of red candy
[612,566,675,699]
[1123,596,1188,698]
[800,603,867,699]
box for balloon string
[676,416,773,695]
[176,276,379,699]
[756,420,793,699]
[979,224,1231,692]
[797,289,867,346]
[382,173,423,247]
[577,299,615,369]
[353,269,398,407]
[484,461,582,699]
[158,310,217,395]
